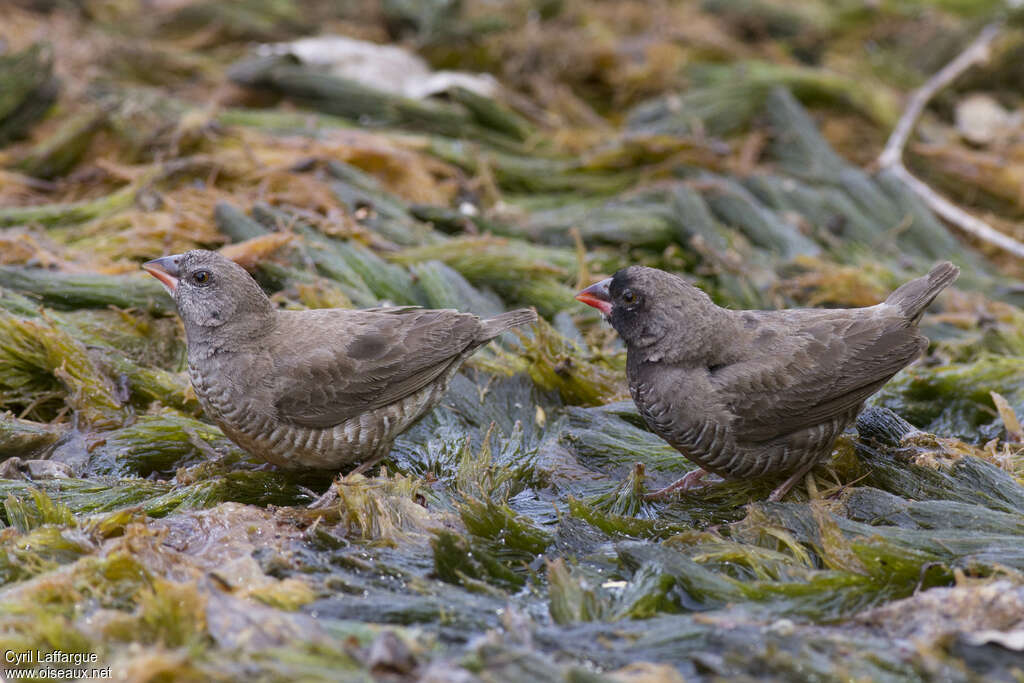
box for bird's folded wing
[272,309,481,428]
[360,305,423,314]
[724,314,925,444]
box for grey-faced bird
[143,250,536,504]
[576,263,958,501]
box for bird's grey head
[577,265,717,356]
[143,249,273,346]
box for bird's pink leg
[644,468,711,499]
[308,480,342,509]
[308,453,389,509]
[767,459,818,502]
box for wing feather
[270,308,482,428]
[722,312,925,444]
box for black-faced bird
[576,263,958,501]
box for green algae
[0,42,58,145]
[432,529,525,592]
[873,355,1024,443]
[0,269,173,314]
[13,106,107,180]
[495,318,627,406]
[389,237,581,316]
[84,414,246,478]
[0,309,126,428]
[0,415,63,460]
[0,185,139,229]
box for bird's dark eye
[192,270,211,286]
[622,289,638,304]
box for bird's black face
[143,249,272,333]
[577,266,713,352]
[606,269,651,344]
[576,266,654,345]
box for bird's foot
[308,478,341,509]
[644,468,711,500]
[307,455,388,509]
[767,464,817,502]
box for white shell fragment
[257,35,498,100]
[954,93,1023,146]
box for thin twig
[878,22,1002,169]
[877,20,1024,259]
[888,163,1024,259]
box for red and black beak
[142,254,183,295]
[576,277,612,315]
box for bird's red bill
[143,259,180,294]
[576,278,613,315]
[576,291,611,315]
[143,265,177,292]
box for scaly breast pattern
[631,372,859,480]
[189,357,453,470]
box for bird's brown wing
[721,310,926,444]
[270,308,482,428]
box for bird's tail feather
[479,308,537,340]
[885,261,959,323]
